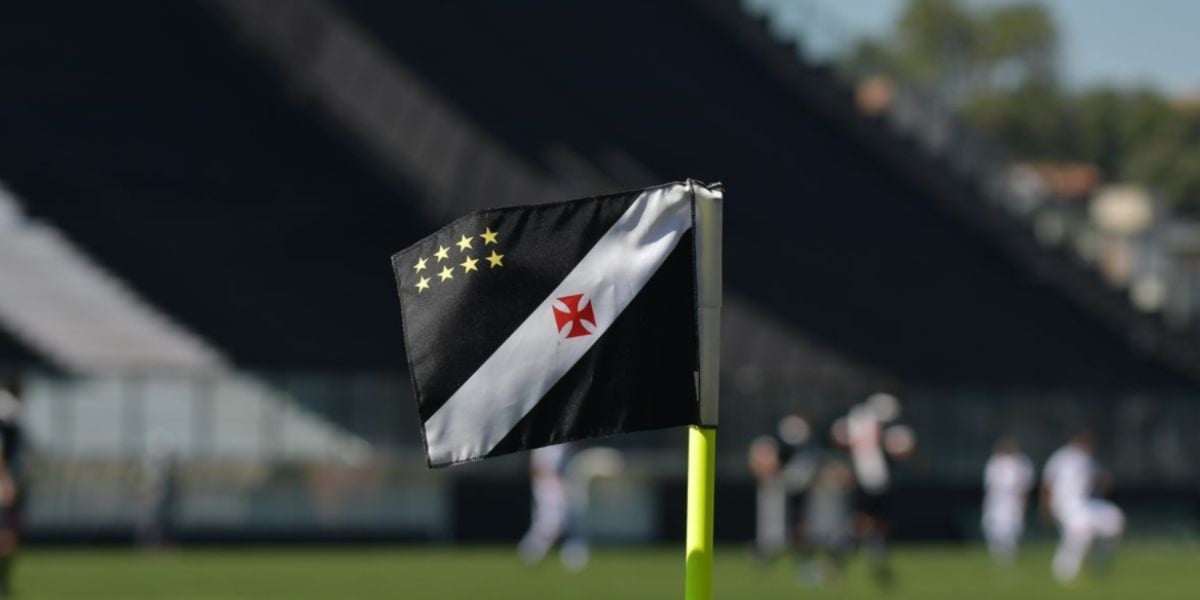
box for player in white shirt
[747,414,819,563]
[1041,432,1124,583]
[519,445,570,566]
[747,435,787,560]
[981,437,1033,565]
[518,443,592,571]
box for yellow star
[414,276,431,293]
[480,227,499,245]
[433,245,450,262]
[485,250,504,268]
[413,257,428,272]
[437,266,454,282]
[460,256,479,273]
[456,234,474,252]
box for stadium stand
[217,0,1198,388]
[0,1,430,370]
[0,0,1192,388]
[0,184,225,374]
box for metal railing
[9,370,1198,536]
[14,371,1200,482]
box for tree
[1119,103,1200,215]
[845,0,1058,103]
[974,4,1057,90]
[846,0,1200,214]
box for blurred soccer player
[747,414,819,563]
[1041,431,1125,583]
[747,435,786,560]
[843,393,911,587]
[0,376,24,597]
[981,437,1033,565]
[136,430,179,549]
[796,455,854,585]
[518,444,588,570]
[562,447,624,570]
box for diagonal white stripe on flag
[424,183,695,465]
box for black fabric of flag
[392,182,706,467]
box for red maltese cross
[552,293,596,338]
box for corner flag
[392,180,720,467]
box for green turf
[12,542,1199,599]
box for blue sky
[815,0,1200,94]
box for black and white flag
[392,181,721,467]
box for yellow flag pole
[686,181,722,600]
[686,425,717,599]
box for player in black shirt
[0,375,24,598]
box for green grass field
[12,542,1199,599]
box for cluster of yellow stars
[412,227,504,293]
